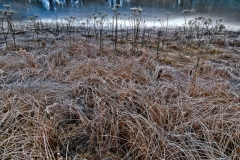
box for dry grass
[0,36,240,160]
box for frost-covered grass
[1,5,240,160]
[0,33,240,159]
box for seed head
[3,5,11,10]
[7,10,15,15]
[115,4,121,8]
[138,7,143,13]
[181,9,190,14]
[130,7,138,12]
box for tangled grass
[0,36,240,160]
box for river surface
[1,0,240,26]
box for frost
[40,0,50,10]
[53,0,66,5]
[75,0,79,5]
[108,0,126,7]
[39,0,66,10]
[39,0,128,10]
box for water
[1,0,240,26]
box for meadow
[0,5,240,159]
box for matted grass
[0,36,240,160]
